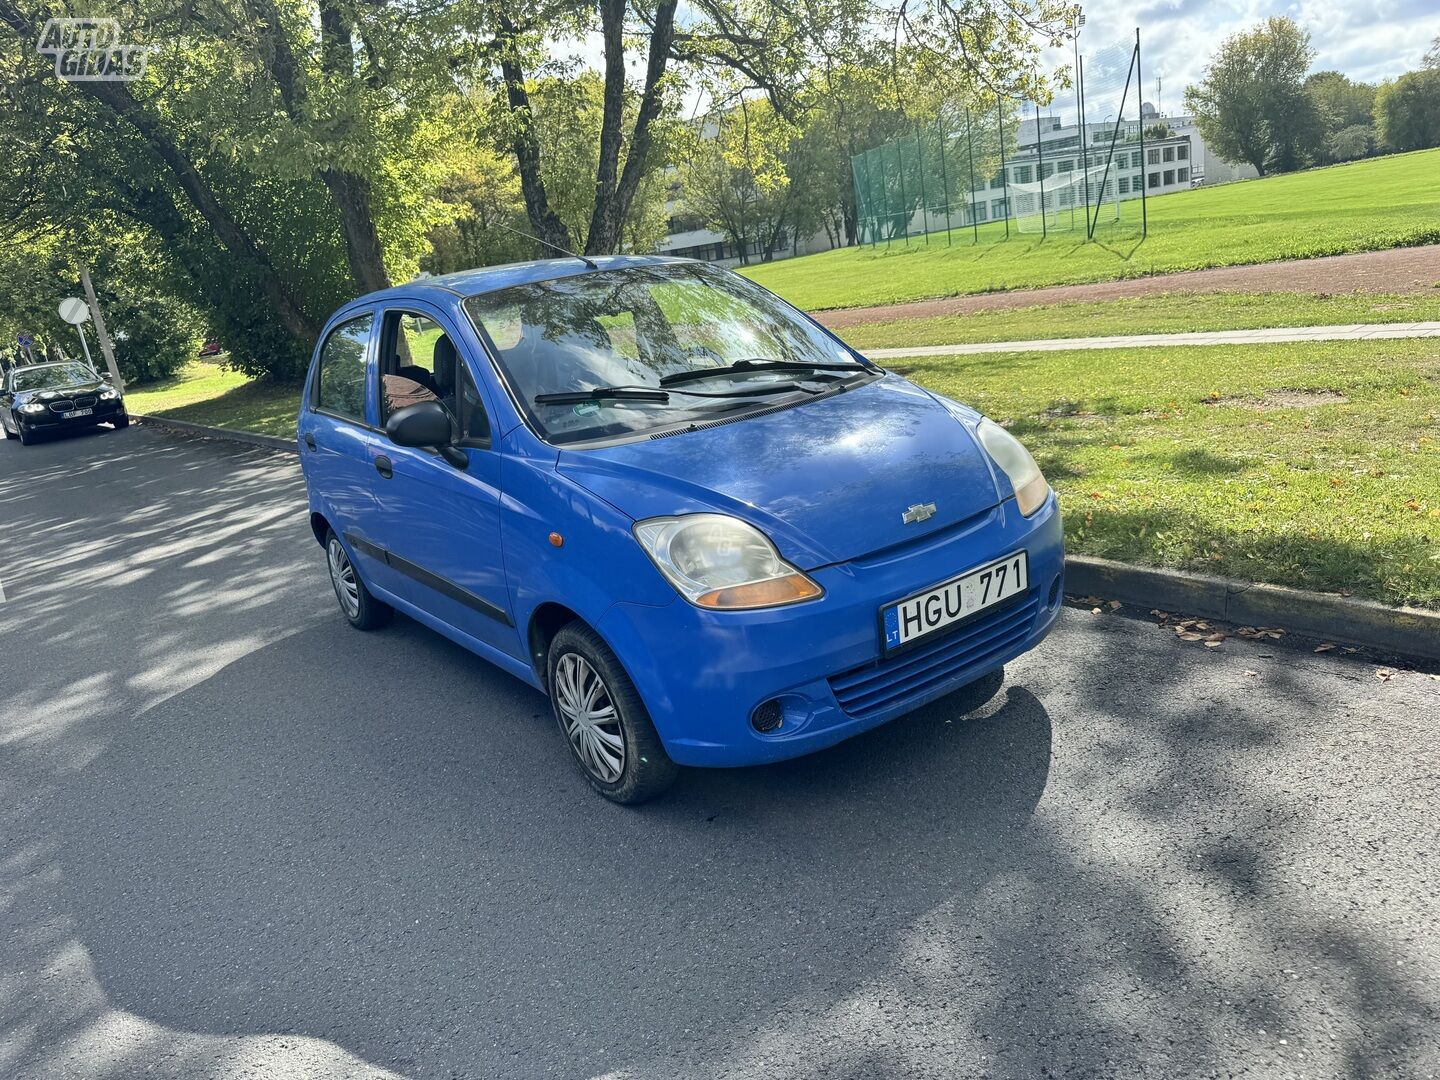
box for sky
[1068,0,1439,115]
[555,0,1439,120]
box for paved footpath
[865,320,1440,359]
[816,243,1440,330]
[2,426,1438,1080]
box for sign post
[77,265,124,393]
[57,296,97,372]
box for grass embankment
[899,337,1440,608]
[743,149,1440,311]
[840,291,1440,351]
[127,362,301,439]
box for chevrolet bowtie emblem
[902,502,937,525]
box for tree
[1374,68,1440,152]
[1305,71,1377,163]
[1183,17,1326,176]
[488,0,1072,255]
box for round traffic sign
[17,333,33,347]
[58,297,90,325]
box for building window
[1014,165,1032,183]
[1058,160,1073,172]
[1147,148,1160,165]
[1163,146,1175,162]
[1118,176,1130,194]
[991,198,1007,218]
[1039,162,1054,180]
[1177,143,1189,161]
[1163,169,1174,185]
[1148,172,1160,189]
[1177,167,1189,183]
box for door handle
[374,454,393,479]
[303,432,316,450]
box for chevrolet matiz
[298,256,1063,803]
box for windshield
[462,262,869,445]
[11,364,96,393]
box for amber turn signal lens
[548,532,564,547]
[694,573,822,609]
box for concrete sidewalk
[864,320,1440,359]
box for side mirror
[100,371,113,382]
[385,401,468,468]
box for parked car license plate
[882,551,1029,651]
[62,408,93,419]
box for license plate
[882,551,1029,651]
[62,408,93,419]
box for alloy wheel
[554,652,625,784]
[327,537,361,619]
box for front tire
[547,622,678,804]
[16,422,35,446]
[325,530,392,630]
[112,412,129,429]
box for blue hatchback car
[298,256,1063,802]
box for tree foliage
[1374,67,1440,153]
[1183,17,1326,176]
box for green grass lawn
[744,149,1440,311]
[895,337,1440,608]
[127,361,302,438]
[840,291,1440,351]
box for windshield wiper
[534,387,670,406]
[659,358,865,388]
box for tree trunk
[583,0,679,255]
[497,20,577,255]
[321,169,392,294]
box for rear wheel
[325,529,392,630]
[547,622,678,804]
[2,418,14,440]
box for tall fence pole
[964,107,979,244]
[913,128,930,245]
[937,119,953,245]
[997,97,1010,239]
[1136,26,1148,239]
[1088,36,1139,238]
[1035,102,1047,240]
[895,140,909,246]
[1078,55,1091,239]
[879,147,892,248]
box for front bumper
[18,399,125,429]
[599,492,1064,767]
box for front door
[365,305,520,659]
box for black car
[0,362,128,445]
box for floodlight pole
[964,108,979,244]
[1035,102,1047,240]
[1136,26,1148,238]
[997,97,1010,239]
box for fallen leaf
[1150,609,1169,619]
[1244,670,1259,677]
[1178,631,1205,641]
[1204,639,1223,648]
[1376,668,1397,681]
[1091,606,1102,614]
[1107,600,1122,610]
[1314,643,1336,653]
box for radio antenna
[493,222,600,270]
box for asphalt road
[1,425,1436,1080]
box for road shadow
[33,618,1050,1078]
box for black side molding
[342,531,514,627]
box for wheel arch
[309,511,331,547]
[527,601,584,684]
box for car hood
[13,379,109,404]
[556,374,1004,568]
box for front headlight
[19,403,46,414]
[977,418,1049,516]
[99,387,119,400]
[634,514,823,610]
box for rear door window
[316,314,374,422]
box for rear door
[364,304,520,658]
[298,312,386,566]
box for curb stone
[1067,555,1440,664]
[134,413,298,454]
[131,415,1440,663]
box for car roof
[345,255,696,311]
